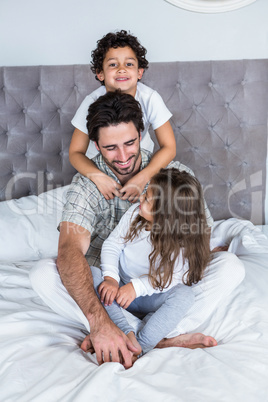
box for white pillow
[0,186,69,262]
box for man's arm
[56,221,138,368]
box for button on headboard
[143,60,268,224]
[0,60,267,223]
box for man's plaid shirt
[60,149,213,268]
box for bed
[1,60,268,401]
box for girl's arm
[99,206,137,304]
[131,253,186,298]
[69,128,122,199]
[141,120,177,179]
[100,205,137,274]
[119,121,176,201]
[99,234,124,306]
[100,210,131,280]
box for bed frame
[1,60,268,223]
[1,59,268,402]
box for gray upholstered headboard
[1,60,267,224]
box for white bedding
[1,201,268,401]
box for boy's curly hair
[91,30,149,84]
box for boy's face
[96,46,144,97]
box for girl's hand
[116,283,136,309]
[98,277,119,306]
[91,172,122,200]
[119,172,148,203]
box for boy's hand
[116,283,136,309]
[98,277,119,306]
[90,172,122,200]
[119,172,148,202]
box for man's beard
[103,145,141,176]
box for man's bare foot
[156,333,217,350]
[127,332,142,363]
[80,334,94,353]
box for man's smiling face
[95,121,141,180]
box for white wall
[0,0,267,66]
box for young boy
[69,30,176,202]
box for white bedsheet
[1,219,268,402]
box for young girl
[92,168,212,355]
[69,30,176,203]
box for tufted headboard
[0,60,268,224]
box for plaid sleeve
[60,174,101,234]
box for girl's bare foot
[156,333,217,349]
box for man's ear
[138,68,144,80]
[94,141,100,151]
[96,71,104,82]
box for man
[30,91,244,369]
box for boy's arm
[120,121,176,201]
[57,221,138,368]
[69,128,90,172]
[69,128,122,199]
[141,120,176,176]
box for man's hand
[116,283,136,309]
[98,277,119,306]
[87,312,139,368]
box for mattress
[1,218,268,401]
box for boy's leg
[132,285,194,354]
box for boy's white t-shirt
[71,82,172,158]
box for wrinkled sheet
[1,219,268,402]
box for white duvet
[1,196,268,401]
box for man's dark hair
[91,30,149,84]
[86,91,144,143]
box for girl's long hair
[125,168,211,288]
